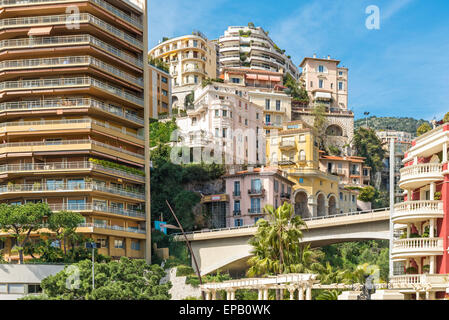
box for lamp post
[86,242,97,290]
[363,111,370,127]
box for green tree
[0,203,51,264]
[443,112,449,124]
[417,122,432,136]
[357,186,376,202]
[313,104,328,151]
[47,210,84,255]
[149,119,178,148]
[315,289,341,300]
[283,74,309,103]
[24,257,171,300]
[353,127,385,180]
[247,202,311,276]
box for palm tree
[315,289,342,300]
[316,262,350,285]
[247,202,310,276]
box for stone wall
[160,267,202,300]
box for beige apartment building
[149,32,217,110]
[218,25,299,80]
[220,67,292,135]
[149,64,172,119]
[0,0,149,262]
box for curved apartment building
[218,26,299,80]
[149,32,217,110]
[0,0,149,261]
[391,124,449,299]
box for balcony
[0,35,142,68]
[248,208,262,215]
[0,13,143,49]
[390,274,449,289]
[0,56,143,87]
[233,210,241,216]
[0,139,144,161]
[0,119,144,142]
[232,190,241,197]
[48,203,145,219]
[391,237,443,259]
[280,192,291,199]
[399,163,444,190]
[248,188,265,196]
[0,98,144,125]
[279,140,296,150]
[0,161,145,183]
[0,76,144,107]
[392,200,444,224]
[78,223,146,235]
[0,0,143,30]
[0,182,145,200]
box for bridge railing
[173,207,390,236]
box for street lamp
[86,242,97,290]
[363,111,370,127]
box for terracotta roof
[320,155,366,163]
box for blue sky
[149,0,449,120]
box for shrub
[406,266,418,274]
[443,112,449,124]
[176,265,195,277]
[88,158,145,176]
[434,192,441,200]
[357,186,376,202]
[417,123,432,136]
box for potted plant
[434,192,441,200]
[406,266,418,274]
[422,265,430,274]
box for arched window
[299,150,306,161]
[326,125,343,136]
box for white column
[263,289,269,300]
[297,287,304,300]
[443,142,448,163]
[430,256,435,274]
[211,290,216,300]
[258,289,263,300]
[407,224,411,237]
[279,289,284,300]
[413,156,418,165]
[230,290,235,300]
[288,288,295,300]
[416,291,420,300]
[430,183,435,200]
[226,290,230,300]
[430,219,435,238]
[205,291,211,300]
[306,286,312,301]
[425,290,430,300]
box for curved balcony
[0,161,145,183]
[0,118,144,142]
[0,56,143,87]
[392,200,444,224]
[391,237,443,260]
[391,274,449,289]
[48,203,145,220]
[78,223,146,235]
[0,139,144,162]
[0,182,145,200]
[0,76,144,107]
[0,98,144,126]
[0,13,143,49]
[399,163,444,190]
[0,35,143,68]
[0,0,143,30]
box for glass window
[67,179,85,190]
[131,241,140,251]
[0,284,7,293]
[276,100,281,110]
[234,219,243,227]
[338,82,344,90]
[8,284,25,294]
[265,99,270,110]
[251,179,261,192]
[114,239,124,249]
[274,180,279,192]
[319,79,324,88]
[234,200,240,213]
[265,114,271,124]
[27,284,42,294]
[67,199,85,210]
[251,198,261,212]
[46,179,63,191]
[234,181,240,195]
[318,65,324,72]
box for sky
[148,0,449,120]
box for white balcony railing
[0,98,144,125]
[0,76,144,106]
[0,13,143,49]
[48,203,145,219]
[78,223,145,234]
[0,0,143,29]
[399,163,444,185]
[0,118,144,139]
[0,35,142,67]
[0,161,144,181]
[391,274,449,286]
[393,237,443,250]
[0,56,143,86]
[394,200,443,215]
[0,182,145,199]
[0,139,144,159]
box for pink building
[224,167,295,227]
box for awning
[258,75,269,81]
[314,92,332,100]
[27,26,53,36]
[246,74,258,80]
[269,76,281,82]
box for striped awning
[258,75,269,81]
[246,74,258,80]
[314,92,332,100]
[269,76,281,81]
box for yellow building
[266,120,339,218]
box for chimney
[313,53,317,58]
[327,55,330,60]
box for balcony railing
[0,161,144,181]
[48,203,145,219]
[233,210,241,216]
[279,140,296,148]
[280,192,291,199]
[391,274,449,286]
[248,208,262,214]
[0,13,143,49]
[400,163,444,181]
[248,188,264,196]
[0,56,143,86]
[393,237,443,250]
[78,223,145,234]
[0,35,142,67]
[0,98,144,125]
[0,0,143,29]
[0,139,144,159]
[394,200,443,215]
[232,191,241,197]
[0,118,144,139]
[0,182,145,199]
[0,76,144,106]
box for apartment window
[251,179,262,192]
[256,113,259,119]
[67,179,84,190]
[162,89,168,96]
[338,82,344,90]
[222,128,227,138]
[67,199,85,210]
[131,241,141,251]
[96,238,108,249]
[339,71,343,76]
[234,200,240,214]
[234,219,243,227]
[310,81,313,88]
[215,110,219,117]
[245,119,248,125]
[215,128,219,137]
[352,195,356,203]
[299,150,306,161]
[299,178,304,183]
[265,99,270,110]
[161,76,168,83]
[234,181,240,195]
[222,110,227,117]
[318,65,324,73]
[231,78,240,84]
[251,198,261,212]
[265,114,271,124]
[254,217,261,224]
[192,117,197,125]
[275,100,281,111]
[319,79,324,88]
[340,192,343,200]
[274,180,279,192]
[114,239,125,249]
